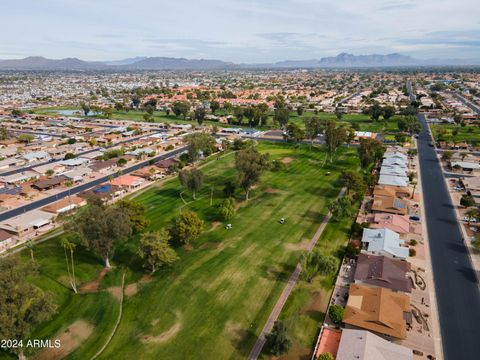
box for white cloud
[0,0,478,61]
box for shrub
[328,305,344,324]
[409,248,417,257]
[409,239,418,246]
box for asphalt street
[417,113,480,359]
[0,146,187,222]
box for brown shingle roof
[354,253,412,293]
[343,284,410,339]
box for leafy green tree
[398,116,421,134]
[328,304,344,324]
[285,122,305,144]
[357,138,385,168]
[324,120,347,161]
[172,101,190,118]
[18,134,34,143]
[66,198,132,267]
[185,133,216,162]
[442,150,453,161]
[194,106,206,126]
[210,100,220,114]
[170,211,204,245]
[318,353,334,360]
[265,321,292,356]
[273,108,290,129]
[0,126,9,140]
[80,102,91,116]
[64,152,76,160]
[138,230,179,273]
[329,197,353,221]
[0,257,56,360]
[179,168,204,200]
[340,171,365,195]
[115,199,149,233]
[235,147,270,200]
[131,96,141,109]
[460,194,476,207]
[382,105,396,120]
[369,102,383,121]
[223,179,237,198]
[304,116,325,147]
[218,198,235,221]
[233,106,244,124]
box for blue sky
[1,0,479,62]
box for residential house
[89,159,118,174]
[449,161,480,173]
[371,193,408,216]
[0,210,55,237]
[0,171,40,185]
[368,213,418,235]
[42,195,86,214]
[361,228,409,259]
[378,174,408,188]
[343,284,411,339]
[110,174,145,190]
[22,151,50,163]
[0,229,14,252]
[354,253,412,293]
[336,329,413,360]
[31,175,68,191]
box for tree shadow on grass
[259,262,296,282]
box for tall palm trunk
[70,249,77,293]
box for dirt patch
[303,290,329,314]
[183,244,193,251]
[107,286,123,300]
[139,311,182,344]
[79,268,109,293]
[284,238,310,251]
[124,283,138,297]
[35,320,93,360]
[265,187,281,194]
[281,157,294,164]
[207,221,222,232]
[140,274,153,284]
[200,242,218,249]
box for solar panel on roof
[393,199,406,209]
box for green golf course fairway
[1,142,358,360]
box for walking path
[247,188,346,360]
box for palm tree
[465,208,479,225]
[25,240,36,264]
[60,237,78,293]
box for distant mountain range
[0,53,479,71]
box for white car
[463,216,477,223]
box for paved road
[417,113,480,359]
[449,92,480,114]
[0,146,187,222]
[247,188,346,360]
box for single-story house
[31,175,69,191]
[354,253,412,293]
[22,151,50,163]
[449,161,480,173]
[0,210,55,237]
[343,284,411,339]
[336,329,413,360]
[361,228,409,259]
[109,174,145,189]
[371,194,408,216]
[89,159,118,174]
[0,171,40,185]
[378,174,408,188]
[0,229,14,252]
[42,195,86,214]
[62,167,92,183]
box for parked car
[410,215,421,221]
[463,216,477,223]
